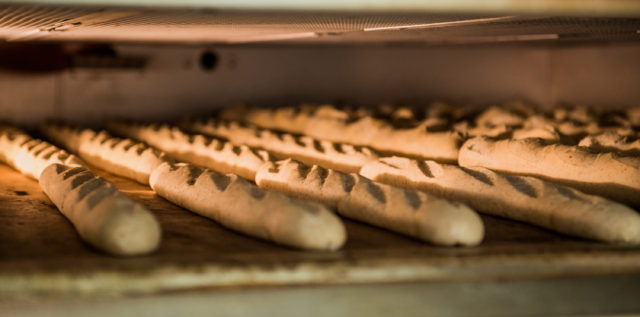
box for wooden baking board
[1,163,640,299]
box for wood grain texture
[1,163,640,299]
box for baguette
[228,105,462,163]
[458,136,640,207]
[107,121,271,180]
[150,162,346,250]
[0,126,83,179]
[40,163,161,255]
[578,131,640,155]
[41,123,169,184]
[360,156,640,244]
[256,158,484,246]
[178,118,378,173]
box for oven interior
[1,2,640,316]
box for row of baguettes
[0,125,161,256]
[106,121,484,246]
[40,123,348,251]
[108,119,640,244]
[213,104,640,207]
[219,103,640,157]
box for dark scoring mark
[55,164,69,174]
[110,139,123,149]
[20,139,32,146]
[380,160,401,169]
[268,162,281,173]
[231,145,242,155]
[297,163,312,179]
[187,134,195,144]
[122,140,136,151]
[210,172,232,191]
[248,186,266,199]
[363,178,386,204]
[42,149,59,160]
[62,167,86,180]
[403,190,421,210]
[203,136,213,147]
[416,160,434,178]
[86,186,117,209]
[58,152,70,161]
[332,143,345,154]
[99,135,111,145]
[316,166,329,185]
[503,174,538,198]
[168,161,179,171]
[213,140,225,151]
[186,165,204,185]
[273,131,285,142]
[14,190,28,196]
[26,140,41,151]
[556,185,583,201]
[293,135,306,147]
[136,144,149,155]
[6,132,16,141]
[312,140,325,153]
[459,167,493,186]
[33,144,52,157]
[249,148,265,160]
[77,177,107,201]
[353,145,364,153]
[71,172,96,189]
[340,174,356,193]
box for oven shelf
[1,162,640,301]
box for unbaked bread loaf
[458,136,640,207]
[179,118,379,173]
[41,123,170,184]
[150,161,346,250]
[0,126,83,179]
[225,104,462,163]
[107,121,271,180]
[579,131,640,155]
[360,156,640,244]
[40,163,161,255]
[256,158,484,246]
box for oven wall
[1,42,639,127]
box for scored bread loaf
[579,131,640,155]
[107,121,271,180]
[112,119,483,245]
[360,156,640,244]
[41,123,170,184]
[458,136,640,207]
[255,159,484,246]
[150,162,346,251]
[40,163,161,255]
[226,104,462,163]
[0,126,83,179]
[178,118,379,173]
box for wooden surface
[2,163,640,299]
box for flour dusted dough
[150,162,346,250]
[256,159,484,246]
[42,123,169,184]
[108,121,271,180]
[179,118,379,173]
[39,163,161,255]
[458,136,640,207]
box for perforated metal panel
[0,4,639,44]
